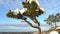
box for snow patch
[50,31,58,34]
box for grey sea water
[0,25,50,32]
[0,23,51,32]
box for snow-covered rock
[56,27,60,29]
[49,31,58,34]
[33,32,38,34]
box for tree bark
[30,17,39,24]
[23,19,38,29]
[30,17,41,34]
[38,26,41,34]
[55,22,56,29]
[37,21,41,34]
[51,23,52,30]
[22,17,41,34]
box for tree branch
[30,17,40,26]
[23,19,38,29]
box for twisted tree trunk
[30,17,41,34]
[51,23,52,30]
[38,26,41,34]
[55,22,56,29]
[22,17,41,34]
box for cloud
[0,0,23,9]
[14,0,22,6]
[0,23,29,27]
[0,0,4,4]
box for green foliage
[7,1,44,19]
[44,19,52,25]
[6,10,23,19]
[47,15,56,22]
[22,2,30,8]
[22,1,44,17]
[23,8,44,17]
[44,15,56,27]
[55,13,60,22]
[44,13,60,29]
[22,1,38,9]
[59,32,60,34]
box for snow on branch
[13,8,27,15]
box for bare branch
[30,17,40,26]
[23,19,38,29]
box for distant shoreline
[0,32,34,34]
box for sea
[0,23,51,32]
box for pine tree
[6,0,45,34]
